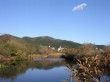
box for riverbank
[0,53,64,61]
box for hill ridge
[0,34,105,49]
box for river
[0,58,74,82]
[0,58,110,82]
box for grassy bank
[0,52,64,62]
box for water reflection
[34,58,65,70]
[1,58,110,82]
[0,58,70,82]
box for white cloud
[72,3,87,11]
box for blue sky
[0,0,110,45]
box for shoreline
[0,53,64,61]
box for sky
[0,0,110,45]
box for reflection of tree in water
[34,59,66,70]
[0,59,66,81]
[0,60,35,80]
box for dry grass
[66,54,110,82]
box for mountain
[0,34,105,49]
[22,36,81,48]
[0,34,106,61]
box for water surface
[0,58,71,82]
[1,58,110,82]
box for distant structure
[48,45,51,48]
[58,46,64,52]
[48,45,64,51]
[48,45,55,50]
[51,47,55,50]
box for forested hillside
[22,36,81,48]
[0,34,105,60]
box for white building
[58,46,64,52]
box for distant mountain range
[0,34,105,49]
[22,36,81,48]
